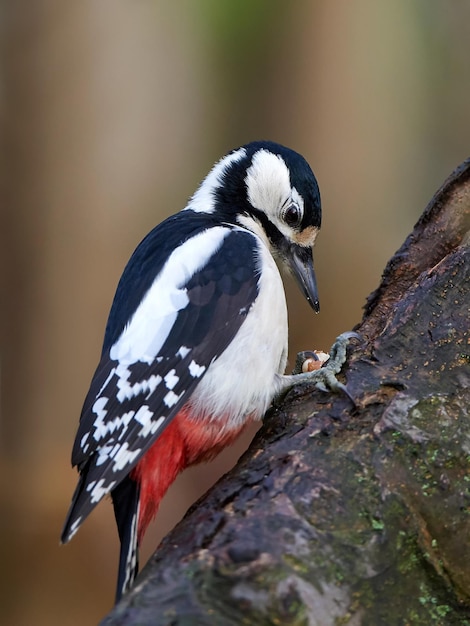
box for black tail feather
[112,476,141,603]
[61,473,88,544]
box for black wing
[61,225,260,542]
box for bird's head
[188,141,322,312]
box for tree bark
[102,160,470,625]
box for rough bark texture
[102,160,470,626]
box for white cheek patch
[245,151,292,219]
[245,151,312,243]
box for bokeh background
[2,1,470,624]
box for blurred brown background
[2,2,470,624]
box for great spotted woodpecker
[61,141,356,601]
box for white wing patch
[189,360,206,378]
[112,443,142,472]
[113,363,163,403]
[164,369,179,390]
[67,516,83,541]
[92,397,134,441]
[87,478,117,503]
[136,414,165,438]
[177,346,190,358]
[110,227,230,366]
[163,389,183,408]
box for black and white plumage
[61,141,352,601]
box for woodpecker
[61,140,355,602]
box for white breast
[189,236,288,428]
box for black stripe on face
[248,207,286,248]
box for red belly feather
[130,406,255,541]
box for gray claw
[275,331,359,404]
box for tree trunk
[102,159,470,625]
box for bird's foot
[275,332,361,403]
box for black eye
[283,203,301,227]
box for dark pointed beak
[288,245,320,313]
